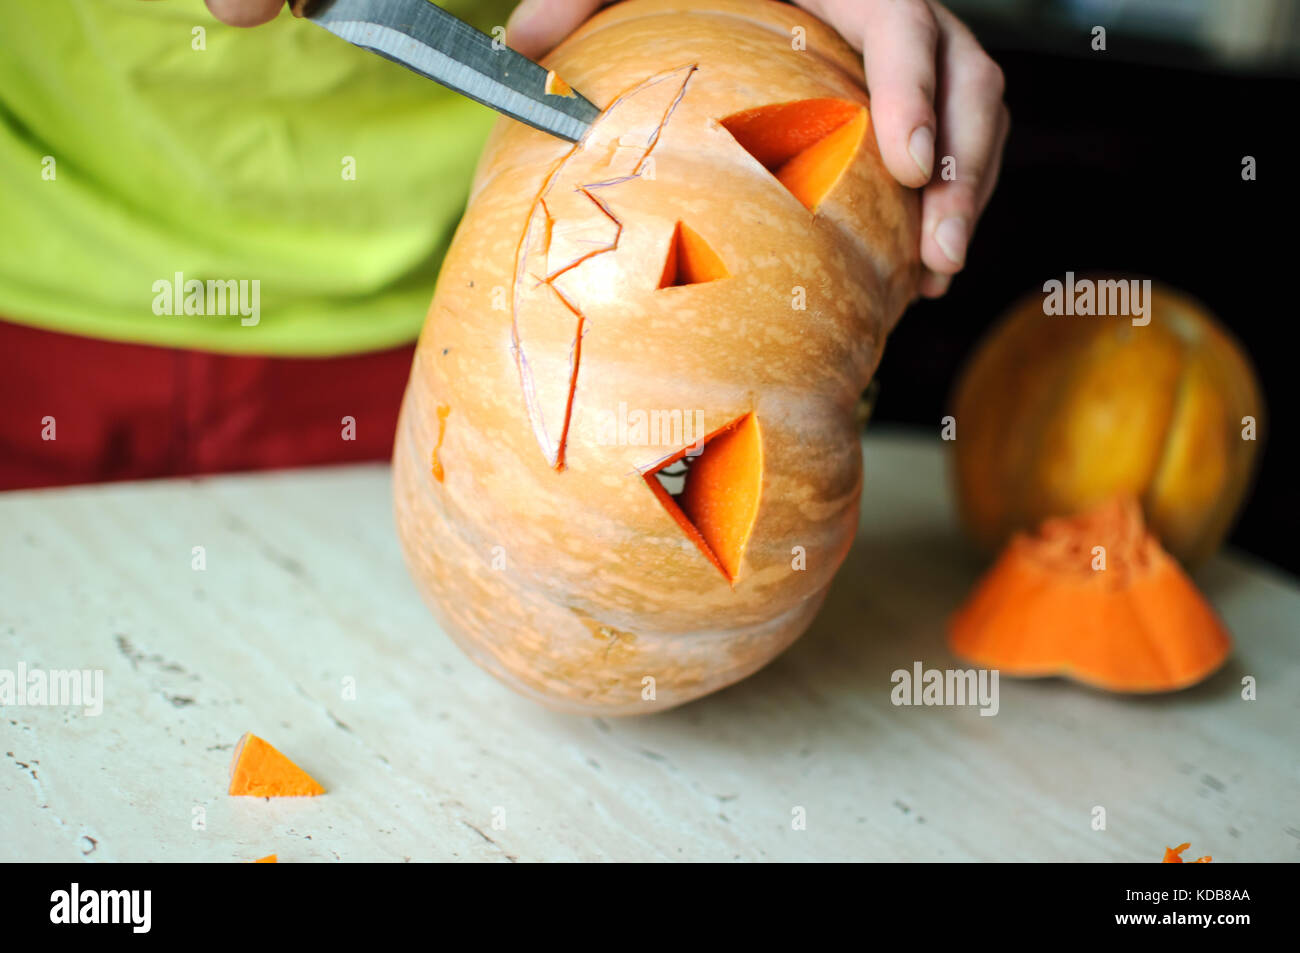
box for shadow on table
[627,504,1251,751]
[638,514,987,745]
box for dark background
[870,15,1297,575]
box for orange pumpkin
[393,0,919,714]
[950,281,1264,567]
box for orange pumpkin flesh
[429,403,450,483]
[677,413,763,580]
[775,108,869,211]
[659,221,730,288]
[719,98,863,168]
[719,98,869,210]
[642,413,762,582]
[949,498,1232,693]
[950,282,1264,567]
[392,0,919,714]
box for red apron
[0,319,414,489]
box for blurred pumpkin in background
[949,280,1264,568]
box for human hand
[508,0,1009,299]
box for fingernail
[934,217,968,266]
[908,126,934,180]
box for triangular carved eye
[643,414,763,582]
[720,99,867,211]
[658,222,729,288]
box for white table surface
[2,429,1297,862]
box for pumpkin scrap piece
[544,70,574,97]
[1163,843,1211,863]
[949,497,1232,692]
[253,854,278,863]
[228,733,324,798]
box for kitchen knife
[291,0,602,142]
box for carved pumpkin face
[394,0,919,714]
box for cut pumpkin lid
[228,732,325,798]
[949,497,1232,693]
[513,65,697,471]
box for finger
[918,5,1007,274]
[920,103,1007,297]
[975,102,1010,213]
[916,104,1006,298]
[799,0,938,188]
[859,0,940,187]
[919,269,951,299]
[507,0,606,60]
[204,0,285,27]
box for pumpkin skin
[950,282,1264,568]
[393,0,920,715]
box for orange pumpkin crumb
[228,733,324,798]
[1163,843,1212,863]
[949,497,1232,692]
[544,70,573,97]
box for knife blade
[292,0,602,142]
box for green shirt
[0,0,515,355]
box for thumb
[204,0,286,27]
[507,0,606,60]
